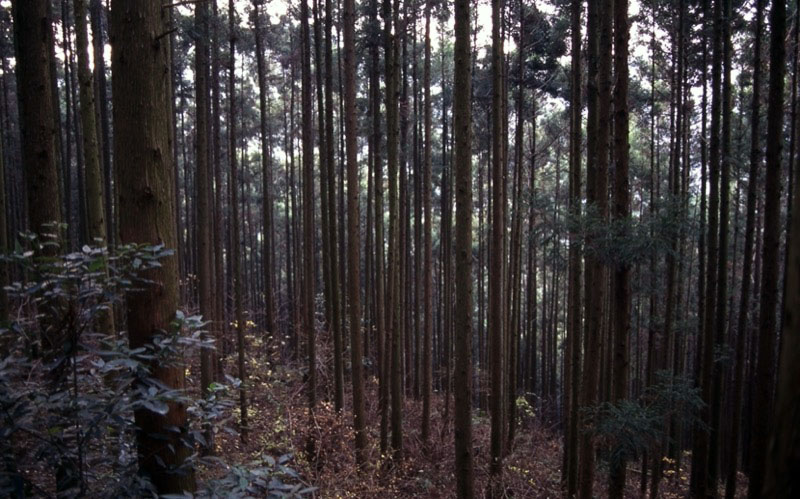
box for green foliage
[0,237,311,497]
[182,454,316,499]
[587,371,705,469]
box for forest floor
[204,330,748,498]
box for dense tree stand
[0,0,795,496]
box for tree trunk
[300,0,316,413]
[691,0,723,493]
[325,0,345,414]
[109,1,196,492]
[194,0,214,425]
[453,0,474,493]
[11,0,61,236]
[765,46,800,493]
[342,0,367,465]
[227,0,248,439]
[421,0,433,444]
[253,0,275,339]
[749,0,786,495]
[75,0,114,339]
[565,0,582,493]
[725,2,764,497]
[578,0,611,495]
[383,0,403,459]
[608,0,630,493]
[489,0,505,481]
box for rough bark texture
[578,0,610,495]
[453,0,474,494]
[109,1,196,493]
[11,0,61,235]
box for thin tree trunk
[453,0,475,492]
[253,0,275,338]
[565,0,582,492]
[383,0,403,459]
[342,0,367,463]
[608,0,630,493]
[421,0,433,445]
[325,0,344,414]
[489,0,506,482]
[227,0,248,440]
[725,2,764,497]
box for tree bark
[109,0,196,492]
[300,0,316,413]
[749,0,786,495]
[421,0,433,445]
[608,0,630,494]
[565,0,582,493]
[11,0,61,236]
[253,0,276,339]
[342,0,367,465]
[453,0,475,493]
[725,2,764,497]
[489,0,506,481]
[227,0,248,439]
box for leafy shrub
[0,236,312,498]
[587,371,705,468]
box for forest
[0,0,798,497]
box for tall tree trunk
[765,39,799,493]
[749,0,786,495]
[489,0,506,481]
[578,0,611,494]
[565,0,582,493]
[75,0,113,338]
[325,0,344,414]
[342,0,367,465]
[691,0,723,493]
[11,0,61,237]
[709,0,733,489]
[211,0,226,378]
[253,0,275,338]
[227,0,248,439]
[300,0,316,413]
[725,2,764,497]
[453,0,474,493]
[89,0,113,247]
[109,1,196,492]
[370,0,388,456]
[75,0,106,249]
[384,0,402,459]
[194,0,214,430]
[421,0,433,445]
[608,0,630,493]
[0,128,6,323]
